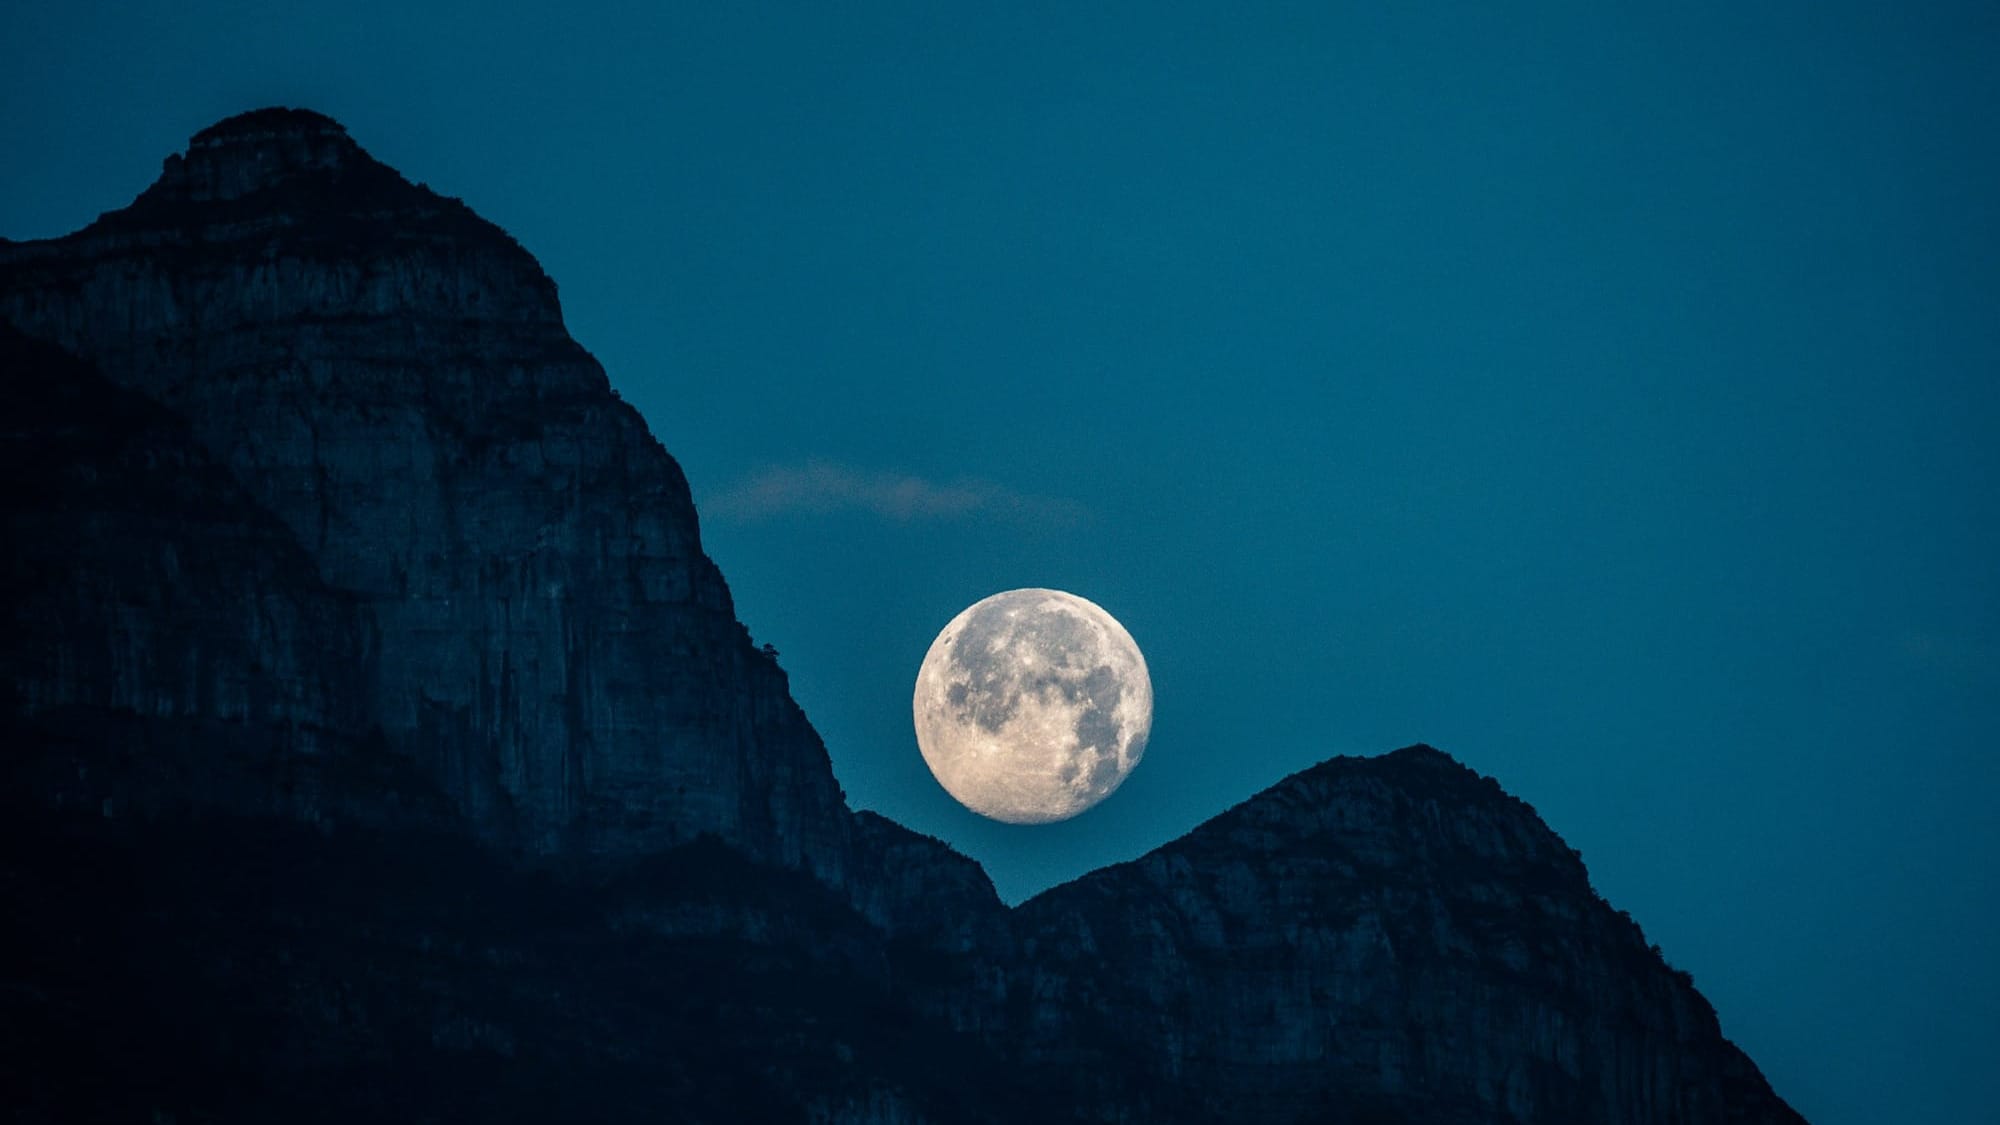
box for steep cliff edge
[1,108,851,875]
[0,109,1804,1123]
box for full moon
[913,588,1153,824]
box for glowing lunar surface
[913,588,1153,824]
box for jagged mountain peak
[144,106,377,206]
[1175,742,1573,865]
[1022,742,1588,915]
[1267,741,1493,796]
[189,105,348,144]
[1008,741,1802,1123]
[1304,741,1479,777]
[0,107,842,870]
[3,106,567,367]
[0,106,563,329]
[1378,739,1463,765]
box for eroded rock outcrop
[2,108,851,874]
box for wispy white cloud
[1896,630,2000,685]
[704,461,1086,527]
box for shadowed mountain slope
[0,109,1803,1124]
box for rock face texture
[1,325,366,744]
[0,110,1805,1124]
[1,108,850,873]
[1008,747,1800,1124]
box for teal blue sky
[5,3,1995,1121]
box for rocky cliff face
[0,322,468,837]
[1,325,365,743]
[0,110,1803,1124]
[1009,747,1802,1124]
[1,108,851,874]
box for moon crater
[914,588,1153,824]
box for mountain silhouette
[0,108,1805,1124]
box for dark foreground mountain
[0,109,1804,1124]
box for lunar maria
[912,588,1153,824]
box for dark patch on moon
[1083,744,1123,792]
[916,587,1150,823]
[1070,664,1125,762]
[946,596,1129,789]
[945,597,1039,733]
[954,662,1019,733]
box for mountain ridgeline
[0,109,1804,1124]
